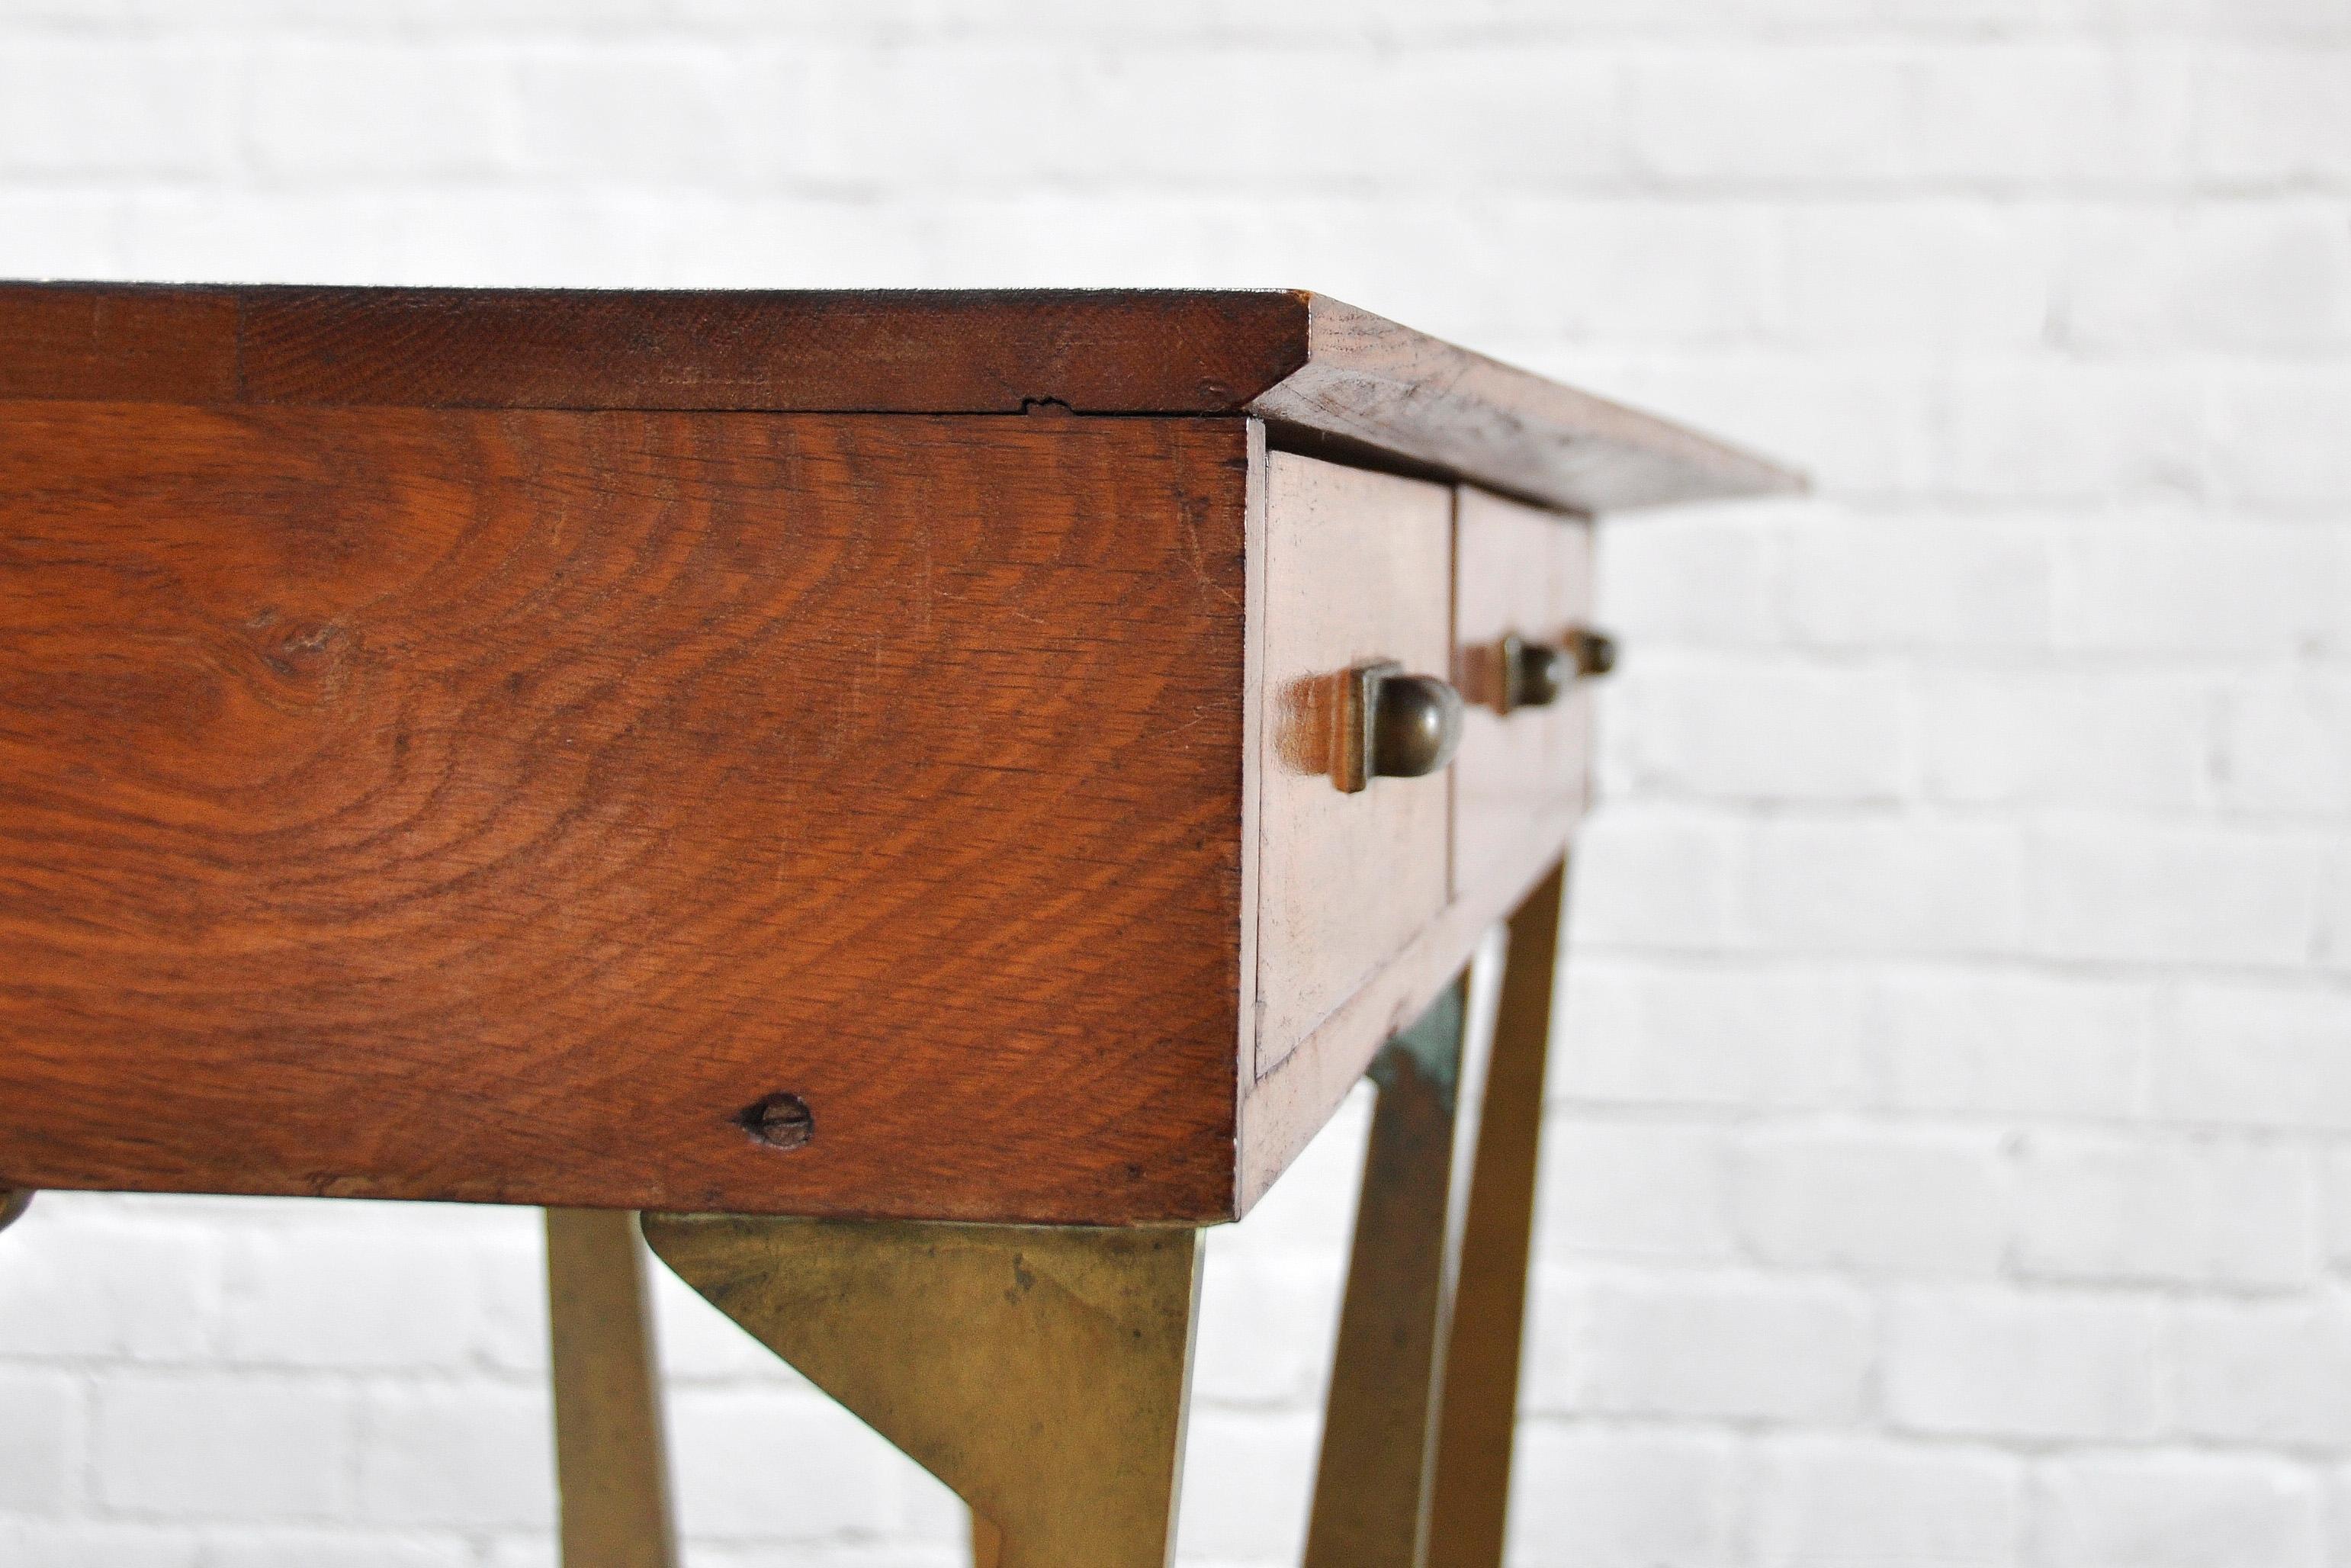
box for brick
[1593,504,1788,647]
[1535,1117,1738,1264]
[2174,1298,2351,1446]
[1942,363,2205,502]
[1190,1256,1341,1409]
[2217,673,2351,817]
[1745,817,2025,958]
[2208,368,2351,506]
[2155,983,2351,1133]
[1585,355,1940,498]
[1460,201,1780,348]
[2051,516,2347,659]
[2024,823,2320,968]
[2010,1132,2318,1290]
[1610,655,1909,804]
[195,1531,474,1568]
[801,43,1630,191]
[1870,969,2151,1118]
[91,1374,354,1519]
[1169,1409,1318,1566]
[2193,48,2351,183]
[1527,1271,1874,1422]
[1505,1425,1745,1568]
[1919,670,2216,812]
[1886,1290,2160,1441]
[0,1521,201,1568]
[1910,43,2193,184]
[669,1389,911,1541]
[2055,203,2351,353]
[1783,509,2052,653]
[0,1366,75,1515]
[354,1384,554,1530]
[244,44,524,179]
[1563,806,1745,952]
[0,43,233,177]
[2323,1151,2351,1271]
[1627,47,1921,185]
[0,1200,220,1361]
[1553,957,1872,1110]
[1778,201,2054,351]
[1730,1126,2008,1276]
[1756,1436,2022,1568]
[218,1226,499,1372]
[2031,1452,2322,1568]
[512,46,763,187]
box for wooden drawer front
[1453,486,1595,895]
[1252,451,1453,1078]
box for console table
[0,285,1795,1567]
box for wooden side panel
[0,406,1251,1224]
[1452,487,1595,896]
[1250,452,1451,1081]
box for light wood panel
[1251,451,1453,1081]
[1453,487,1595,896]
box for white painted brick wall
[0,4,2344,1565]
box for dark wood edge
[0,282,1800,515]
[1248,294,1806,514]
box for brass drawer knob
[1566,626,1618,678]
[1337,661,1463,792]
[1491,627,1618,713]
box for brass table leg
[1429,859,1567,1568]
[1308,856,1565,1568]
[1304,925,1507,1568]
[644,1213,1203,1568]
[545,1208,678,1568]
[0,1187,30,1232]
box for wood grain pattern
[1250,451,1452,1082]
[1452,487,1595,896]
[0,404,1251,1223]
[0,284,1800,515]
[1254,294,1802,513]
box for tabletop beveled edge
[0,281,1803,516]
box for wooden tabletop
[0,283,1800,516]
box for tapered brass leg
[1429,859,1568,1568]
[1304,926,1508,1568]
[0,1188,30,1232]
[642,1213,1203,1568]
[544,1208,678,1568]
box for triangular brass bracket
[641,1213,1203,1568]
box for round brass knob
[1371,673,1465,779]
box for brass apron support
[1305,908,1517,1568]
[643,1212,1203,1568]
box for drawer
[1452,486,1595,896]
[1251,451,1453,1079]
